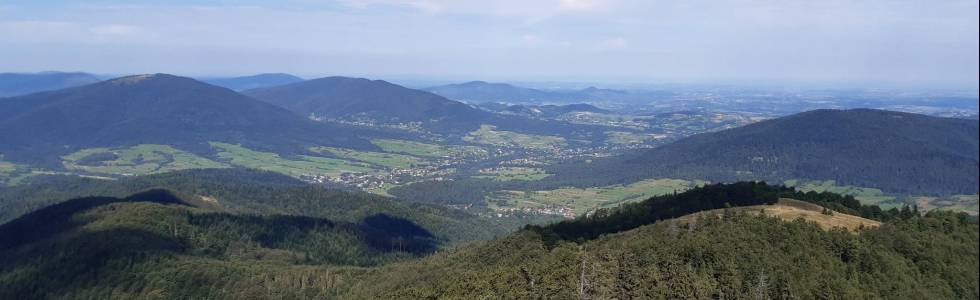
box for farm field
[61,144,227,176]
[464,124,566,149]
[473,167,550,181]
[370,139,485,158]
[210,142,381,178]
[604,131,664,145]
[309,146,426,169]
[784,179,898,208]
[914,194,980,215]
[488,178,702,215]
[0,160,33,185]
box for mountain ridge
[546,108,979,195]
[0,74,374,166]
[202,73,304,90]
[245,76,491,126]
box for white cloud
[522,34,542,44]
[558,0,607,11]
[598,37,627,50]
[89,24,140,37]
[340,0,445,13]
[0,0,975,85]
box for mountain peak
[106,73,193,86]
[0,73,372,165]
[245,76,488,125]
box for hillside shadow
[0,189,190,250]
[359,213,439,255]
[0,227,184,299]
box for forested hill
[350,183,978,299]
[0,188,451,298]
[4,181,971,299]
[547,109,979,195]
[0,74,375,166]
[0,168,514,244]
[243,76,619,139]
[245,76,491,125]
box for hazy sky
[1,0,977,87]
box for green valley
[211,142,381,178]
[487,178,703,216]
[62,144,228,176]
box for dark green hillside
[245,76,490,127]
[0,74,375,166]
[349,184,978,299]
[244,76,618,140]
[547,109,979,195]
[0,189,446,299]
[0,71,100,97]
[0,168,513,244]
[356,210,977,299]
[1,181,975,299]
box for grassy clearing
[370,139,484,158]
[605,131,666,145]
[488,178,702,215]
[464,125,566,149]
[0,161,16,174]
[784,179,897,207]
[914,195,979,216]
[2,159,75,186]
[0,160,29,185]
[309,147,426,169]
[362,183,405,197]
[62,144,227,176]
[671,198,881,232]
[211,142,380,178]
[473,167,550,181]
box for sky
[1,0,978,88]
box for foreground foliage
[1,181,976,299]
[361,211,977,299]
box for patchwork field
[605,131,665,145]
[0,160,32,185]
[784,179,898,208]
[210,142,381,178]
[914,195,980,215]
[61,144,228,176]
[488,178,703,215]
[464,125,566,149]
[473,167,550,181]
[310,146,426,169]
[370,139,485,158]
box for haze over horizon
[1,0,978,88]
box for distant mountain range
[201,73,303,91]
[425,81,628,104]
[0,74,372,166]
[242,77,615,139]
[478,102,611,117]
[548,109,979,195]
[0,72,101,97]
